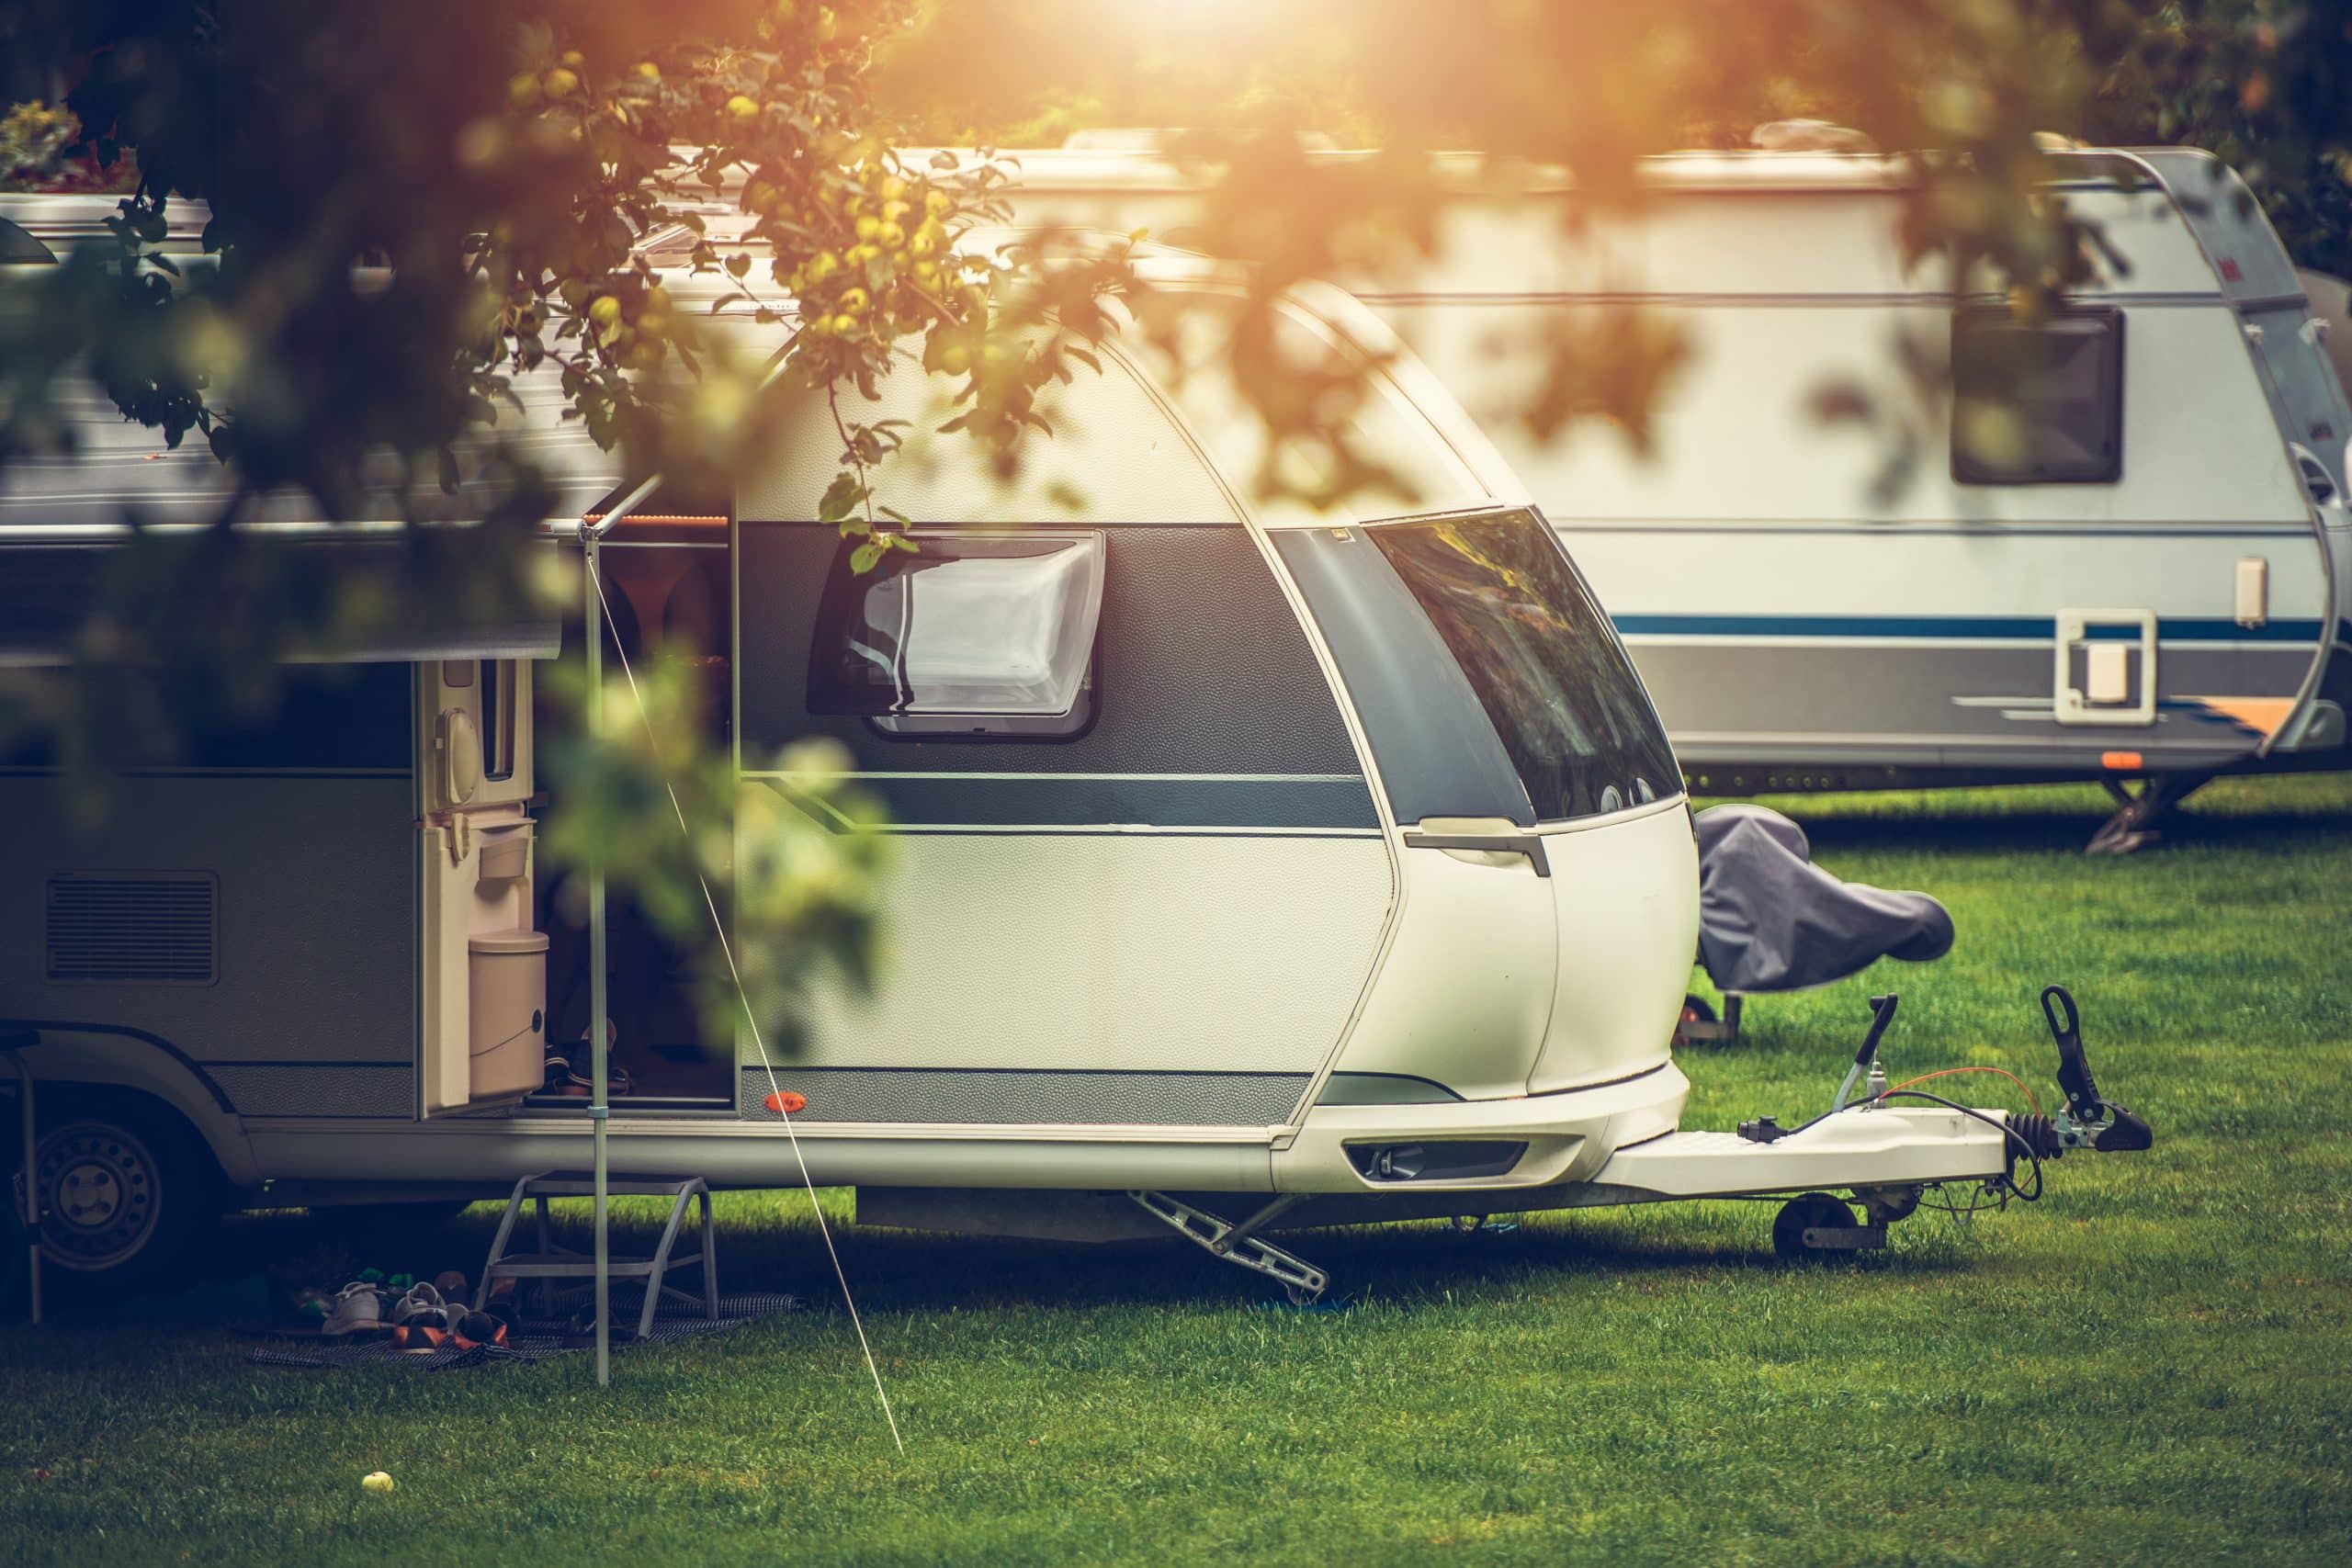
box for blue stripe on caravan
[1611,614,2327,643]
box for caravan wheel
[23,1095,220,1302]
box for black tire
[1680,994,1717,1025]
[1771,1192,1860,1263]
[19,1091,223,1304]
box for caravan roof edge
[0,142,2236,251]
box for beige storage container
[477,831,529,883]
[468,928,548,1100]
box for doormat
[245,1288,800,1371]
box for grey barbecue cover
[1694,804,1953,994]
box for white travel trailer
[0,254,2146,1305]
[809,143,2352,847]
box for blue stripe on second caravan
[1612,614,2328,643]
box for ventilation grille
[44,873,219,986]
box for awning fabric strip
[0,538,562,664]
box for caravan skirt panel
[736,1067,1308,1126]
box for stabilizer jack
[1129,1190,1330,1304]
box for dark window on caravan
[479,659,517,781]
[1951,305,2125,484]
[742,522,1374,829]
[1278,511,1678,825]
[1369,513,1678,822]
[807,530,1106,739]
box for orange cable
[1880,1065,2043,1118]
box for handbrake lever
[2039,985,2153,1153]
[2041,985,2102,1121]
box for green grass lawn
[5,777,2351,1564]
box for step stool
[475,1171,716,1342]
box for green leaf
[849,540,884,573]
[816,472,863,523]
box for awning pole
[575,476,660,1391]
[585,528,611,1388]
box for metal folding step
[475,1170,716,1341]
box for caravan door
[417,656,546,1114]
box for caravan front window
[1367,512,1678,822]
[807,529,1106,739]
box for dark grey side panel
[206,1064,414,1119]
[1630,639,2320,773]
[739,1067,1309,1125]
[764,773,1375,831]
[738,523,1370,826]
[1271,526,1532,824]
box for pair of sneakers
[313,1280,403,1337]
[390,1282,508,1352]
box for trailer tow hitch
[2007,986,2155,1159]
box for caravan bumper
[1272,1061,1689,1195]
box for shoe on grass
[390,1281,453,1331]
[453,1310,508,1350]
[320,1281,390,1337]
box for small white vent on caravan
[43,872,220,986]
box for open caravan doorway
[531,511,738,1115]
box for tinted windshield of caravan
[1371,511,1678,821]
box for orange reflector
[2101,750,2143,772]
[763,1090,808,1114]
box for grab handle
[1401,830,1551,877]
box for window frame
[805,526,1109,744]
[1950,301,2127,487]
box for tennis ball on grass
[361,1471,395,1494]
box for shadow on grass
[1784,801,2352,857]
[72,1195,1972,1331]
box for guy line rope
[589,554,905,1453]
